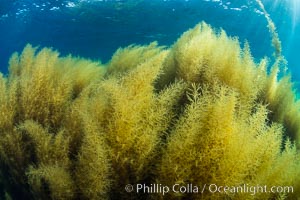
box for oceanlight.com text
[124,183,294,196]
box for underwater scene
[0,0,300,199]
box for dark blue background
[0,0,299,88]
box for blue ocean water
[0,0,299,87]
